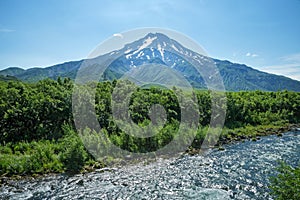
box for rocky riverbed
[1,130,299,199]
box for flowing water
[1,131,300,199]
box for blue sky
[1,0,300,80]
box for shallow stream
[1,131,299,199]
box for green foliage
[0,78,73,143]
[0,126,90,175]
[1,79,299,145]
[0,78,300,176]
[0,140,63,175]
[59,125,88,173]
[224,90,300,128]
[269,162,300,200]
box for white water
[1,131,299,199]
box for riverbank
[1,129,300,199]
[187,123,300,155]
[1,123,299,185]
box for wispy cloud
[262,65,300,80]
[246,52,259,58]
[280,53,300,63]
[262,53,300,80]
[0,28,15,33]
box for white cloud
[262,59,300,81]
[246,52,259,58]
[280,53,300,63]
[113,33,124,38]
[0,28,15,33]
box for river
[1,130,299,199]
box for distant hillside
[1,33,300,91]
[0,67,25,77]
[0,74,18,82]
[214,59,300,91]
[0,61,82,82]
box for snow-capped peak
[121,32,203,65]
[134,36,157,54]
[125,36,157,58]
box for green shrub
[59,125,88,173]
[269,162,300,200]
[0,140,64,175]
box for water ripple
[1,131,299,199]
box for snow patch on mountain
[137,51,144,58]
[124,49,132,54]
[171,44,179,52]
[125,36,157,59]
[157,44,164,61]
[130,61,136,68]
[135,36,157,53]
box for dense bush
[0,125,89,175]
[0,78,73,143]
[59,125,88,173]
[1,79,300,145]
[0,78,300,175]
[0,140,63,175]
[269,162,300,200]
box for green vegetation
[0,78,300,177]
[269,162,300,200]
[215,60,300,91]
[0,75,18,82]
[0,124,92,175]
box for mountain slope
[0,74,18,82]
[1,33,300,91]
[0,61,83,82]
[214,59,300,91]
[0,67,25,77]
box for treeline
[0,78,73,143]
[0,78,300,175]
